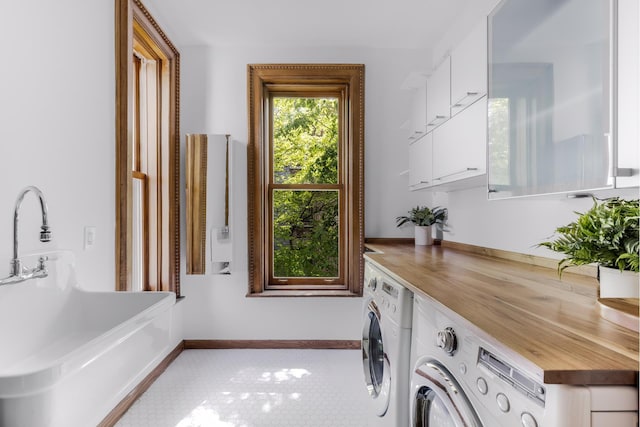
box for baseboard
[184,339,362,350]
[364,237,414,244]
[98,341,185,427]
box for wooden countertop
[364,241,639,386]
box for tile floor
[115,349,371,427]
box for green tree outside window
[272,97,340,278]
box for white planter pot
[414,225,433,246]
[598,266,640,299]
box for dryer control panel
[364,261,413,328]
[382,281,399,298]
[478,347,546,406]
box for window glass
[132,177,144,291]
[272,97,339,185]
[488,97,510,186]
[272,190,340,278]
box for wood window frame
[247,64,365,297]
[115,0,180,295]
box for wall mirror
[488,0,612,199]
[186,134,232,274]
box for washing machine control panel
[478,347,546,406]
[364,260,413,328]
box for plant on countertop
[539,197,639,275]
[396,205,448,229]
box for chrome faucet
[0,186,52,285]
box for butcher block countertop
[363,241,639,386]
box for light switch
[84,226,96,250]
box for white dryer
[410,293,639,427]
[362,260,413,426]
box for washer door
[412,360,481,427]
[362,301,391,416]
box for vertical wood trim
[247,65,264,294]
[170,53,181,296]
[115,0,133,291]
[353,66,365,296]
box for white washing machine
[410,293,639,427]
[362,260,413,426]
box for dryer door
[412,360,482,427]
[362,301,391,416]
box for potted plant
[539,197,639,298]
[396,206,448,246]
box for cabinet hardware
[433,167,479,181]
[427,115,447,126]
[451,92,481,108]
[614,168,634,177]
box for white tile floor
[116,349,371,427]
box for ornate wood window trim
[115,0,180,294]
[247,64,365,297]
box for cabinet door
[432,97,486,184]
[488,0,614,198]
[409,80,428,142]
[426,56,451,130]
[616,0,640,188]
[451,19,487,117]
[408,134,432,191]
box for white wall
[0,0,115,291]
[429,187,639,258]
[178,45,430,339]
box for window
[247,64,364,296]
[115,0,180,294]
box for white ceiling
[144,0,473,50]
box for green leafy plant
[396,206,448,228]
[539,197,639,275]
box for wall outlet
[84,226,96,250]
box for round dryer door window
[362,302,391,416]
[412,361,481,427]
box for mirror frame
[185,134,208,274]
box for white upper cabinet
[404,19,489,192]
[450,19,487,117]
[487,0,638,198]
[426,56,451,131]
[616,0,640,189]
[408,133,432,191]
[432,97,486,186]
[408,78,428,142]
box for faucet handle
[37,256,49,270]
[10,258,22,276]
